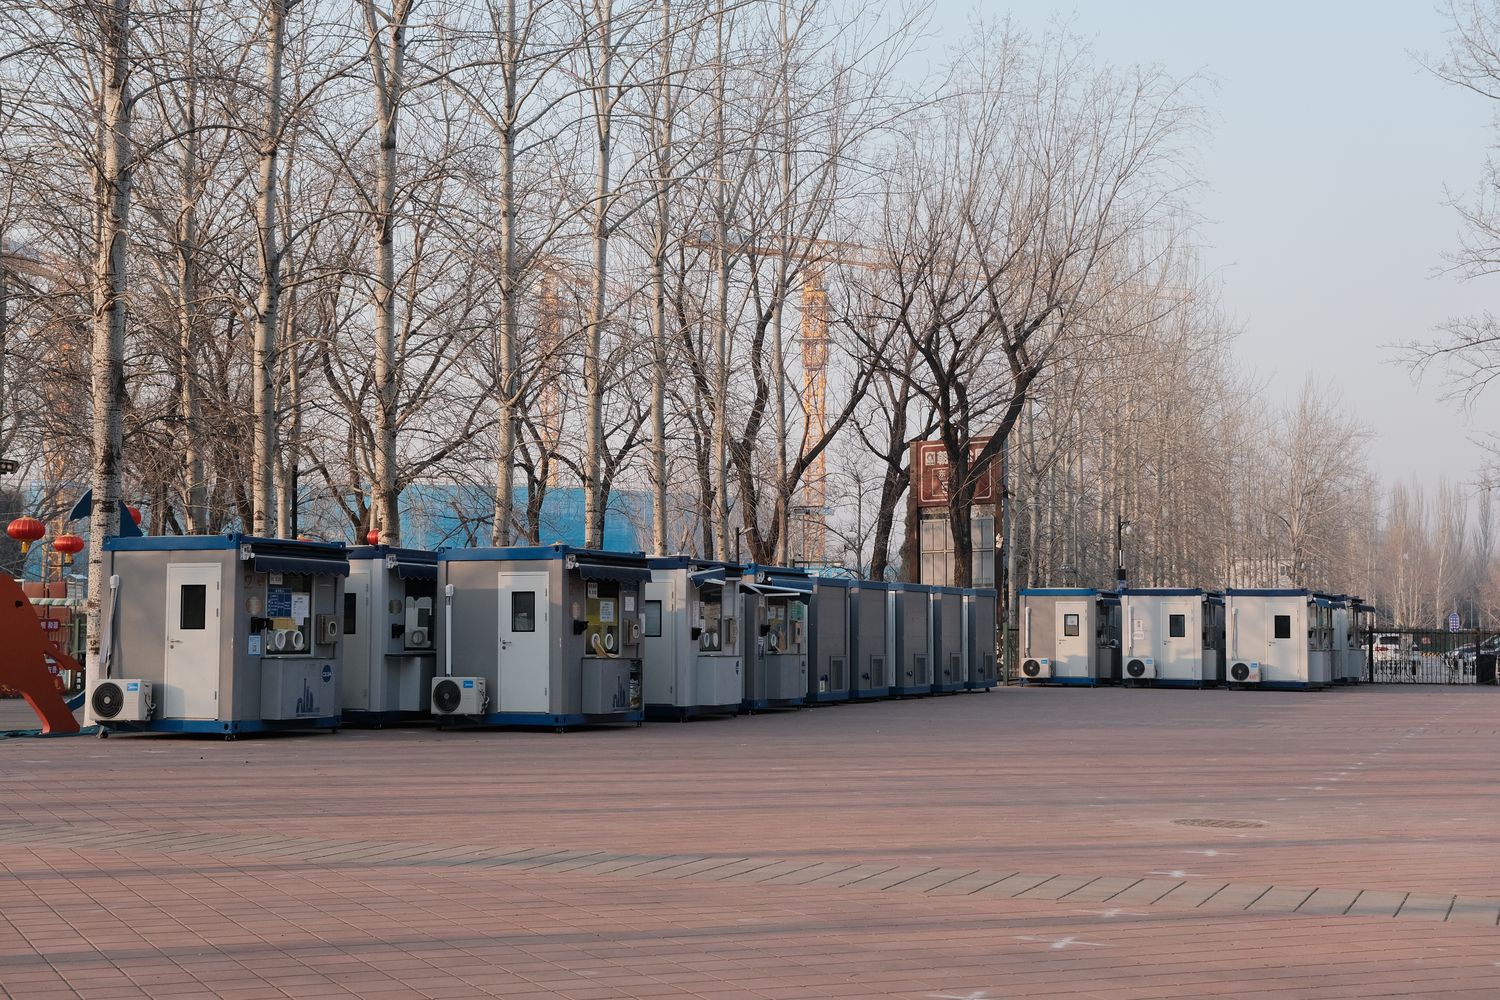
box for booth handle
[443,584,454,676]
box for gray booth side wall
[848,585,890,696]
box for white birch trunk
[85,0,133,674]
[252,0,288,537]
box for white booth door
[498,571,549,712]
[1160,599,1200,675]
[1054,601,1089,676]
[1264,601,1303,675]
[164,563,221,719]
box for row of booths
[1018,587,1374,690]
[83,536,998,737]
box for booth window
[512,591,536,632]
[180,584,207,630]
[343,592,357,635]
[405,579,436,649]
[1063,613,1080,637]
[1169,614,1186,638]
[263,575,313,654]
[643,600,662,637]
[700,586,723,651]
[1274,614,1292,639]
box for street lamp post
[1115,516,1132,591]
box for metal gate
[1366,629,1499,685]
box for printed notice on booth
[290,593,311,624]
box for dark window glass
[1169,614,1186,638]
[343,592,357,634]
[644,600,663,638]
[180,584,206,630]
[512,591,536,632]
[1063,614,1080,637]
[1274,614,1292,640]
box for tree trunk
[582,0,614,549]
[491,0,519,547]
[252,0,288,538]
[86,0,133,674]
[367,1,409,546]
[647,0,673,557]
[174,3,207,534]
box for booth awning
[386,555,437,581]
[242,541,349,578]
[741,580,810,600]
[571,558,651,584]
[690,568,727,588]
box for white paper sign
[599,599,615,623]
[291,593,311,624]
[247,634,263,656]
[1132,619,1144,640]
[623,595,635,613]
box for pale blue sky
[929,1,1498,488]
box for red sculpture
[0,576,83,735]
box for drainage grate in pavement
[1173,818,1268,829]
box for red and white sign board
[913,438,998,507]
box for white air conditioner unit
[89,679,153,723]
[1020,657,1051,679]
[1124,657,1156,680]
[1228,661,1261,684]
[431,676,486,715]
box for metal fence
[1366,629,1499,685]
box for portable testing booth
[930,586,967,694]
[1119,588,1221,687]
[1017,588,1120,685]
[435,545,647,728]
[1223,588,1329,690]
[1323,594,1366,685]
[848,579,894,699]
[88,535,348,737]
[642,557,744,718]
[964,588,999,691]
[739,565,811,710]
[343,546,437,724]
[807,576,852,703]
[1346,598,1374,684]
[890,582,935,696]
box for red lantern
[125,504,142,526]
[51,533,85,564]
[6,517,46,554]
[366,529,380,545]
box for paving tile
[1346,890,1409,918]
[1446,897,1500,925]
[1246,886,1317,913]
[1396,893,1456,921]
[4,688,1499,1000]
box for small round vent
[1126,659,1147,677]
[1021,659,1042,677]
[91,682,125,720]
[432,678,462,714]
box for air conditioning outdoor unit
[1125,657,1157,680]
[1228,661,1261,684]
[1020,657,1051,679]
[431,676,486,715]
[88,679,153,723]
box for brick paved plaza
[2,687,1498,999]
